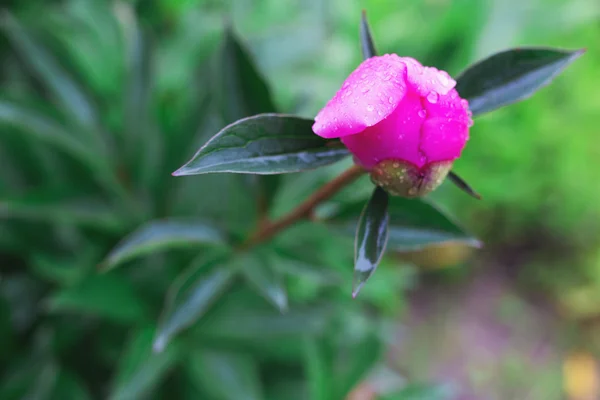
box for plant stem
[241,164,365,249]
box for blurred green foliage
[0,0,598,399]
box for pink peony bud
[313,54,473,197]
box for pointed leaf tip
[352,187,389,297]
[359,10,377,60]
[173,114,350,175]
[448,171,482,200]
[456,47,585,116]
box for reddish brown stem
[241,164,365,249]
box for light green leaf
[304,338,333,400]
[199,290,330,340]
[239,253,288,312]
[0,191,124,232]
[102,220,228,271]
[185,349,264,400]
[45,273,149,323]
[0,12,99,131]
[154,251,235,353]
[0,99,94,168]
[110,326,181,400]
[333,333,382,399]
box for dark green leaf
[327,197,481,252]
[304,338,333,400]
[45,273,150,323]
[102,220,228,270]
[154,252,235,353]
[216,27,277,124]
[215,27,282,218]
[456,47,585,116]
[239,253,288,312]
[0,12,99,132]
[172,114,349,176]
[110,327,181,400]
[360,10,377,60]
[447,171,481,200]
[353,187,389,298]
[185,349,263,400]
[51,370,92,400]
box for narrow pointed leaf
[45,274,150,323]
[0,12,98,129]
[239,253,288,312]
[447,171,481,200]
[198,289,330,340]
[0,191,124,232]
[456,47,585,116]
[102,220,227,271]
[186,349,263,400]
[0,99,94,167]
[334,333,383,399]
[304,338,334,400]
[353,187,389,297]
[360,10,377,60]
[110,327,180,400]
[216,28,281,211]
[327,197,481,252]
[173,114,349,176]
[154,252,235,353]
[217,27,277,124]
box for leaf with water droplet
[353,187,390,297]
[173,114,350,176]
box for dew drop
[361,87,370,93]
[367,105,374,112]
[438,73,450,87]
[467,119,474,127]
[460,99,469,109]
[427,91,439,104]
[418,109,427,118]
[342,82,350,89]
[388,96,394,104]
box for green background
[1,0,599,399]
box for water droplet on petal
[367,105,374,112]
[427,91,439,104]
[460,99,469,109]
[418,110,427,118]
[388,96,394,104]
[343,82,350,89]
[361,87,369,93]
[438,73,450,87]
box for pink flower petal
[340,90,424,168]
[312,54,409,139]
